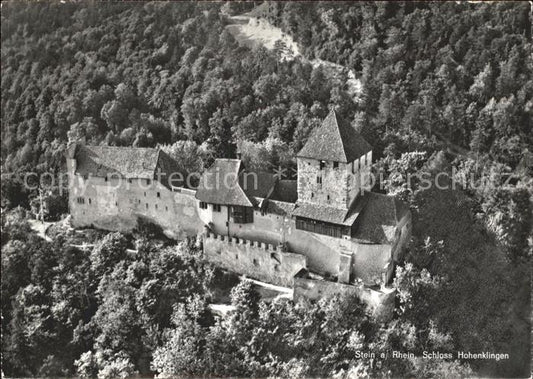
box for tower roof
[297,110,372,163]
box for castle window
[76,197,85,204]
[311,192,314,199]
[146,203,149,209]
[253,258,259,266]
[316,176,322,184]
[327,195,330,201]
[146,179,151,185]
[115,201,118,206]
[319,161,326,170]
[144,192,146,197]
[104,176,108,182]
[165,206,168,211]
[333,162,339,169]
[138,199,141,204]
[88,198,92,205]
[213,204,221,212]
[199,201,208,209]
[157,192,160,198]
[296,217,343,238]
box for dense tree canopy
[1,2,531,378]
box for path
[225,13,362,100]
[241,275,293,300]
[28,219,54,242]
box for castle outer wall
[68,172,204,239]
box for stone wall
[293,270,396,321]
[297,157,351,209]
[69,174,204,238]
[352,243,393,285]
[203,231,307,287]
[296,152,372,210]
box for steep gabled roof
[292,193,367,227]
[292,202,354,226]
[297,110,372,163]
[75,145,161,179]
[195,159,253,207]
[351,192,410,244]
[269,179,298,203]
[239,171,277,199]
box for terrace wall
[293,270,396,321]
[203,231,307,287]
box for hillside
[1,2,531,378]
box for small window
[317,176,322,184]
[104,176,108,182]
[146,179,151,185]
[253,259,259,266]
[155,204,158,210]
[146,203,149,209]
[165,206,168,211]
[128,178,132,183]
[213,204,221,212]
[144,192,146,197]
[319,161,326,170]
[88,198,92,205]
[138,199,141,204]
[83,174,88,180]
[235,254,239,260]
[157,192,160,198]
[311,192,314,199]
[200,201,208,209]
[327,195,330,201]
[115,201,118,206]
[333,162,339,169]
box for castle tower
[296,110,372,209]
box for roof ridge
[331,110,349,162]
[152,149,162,179]
[86,144,160,152]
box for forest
[1,1,531,378]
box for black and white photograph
[1,1,531,378]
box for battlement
[203,230,306,287]
[204,231,281,252]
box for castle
[66,110,411,317]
